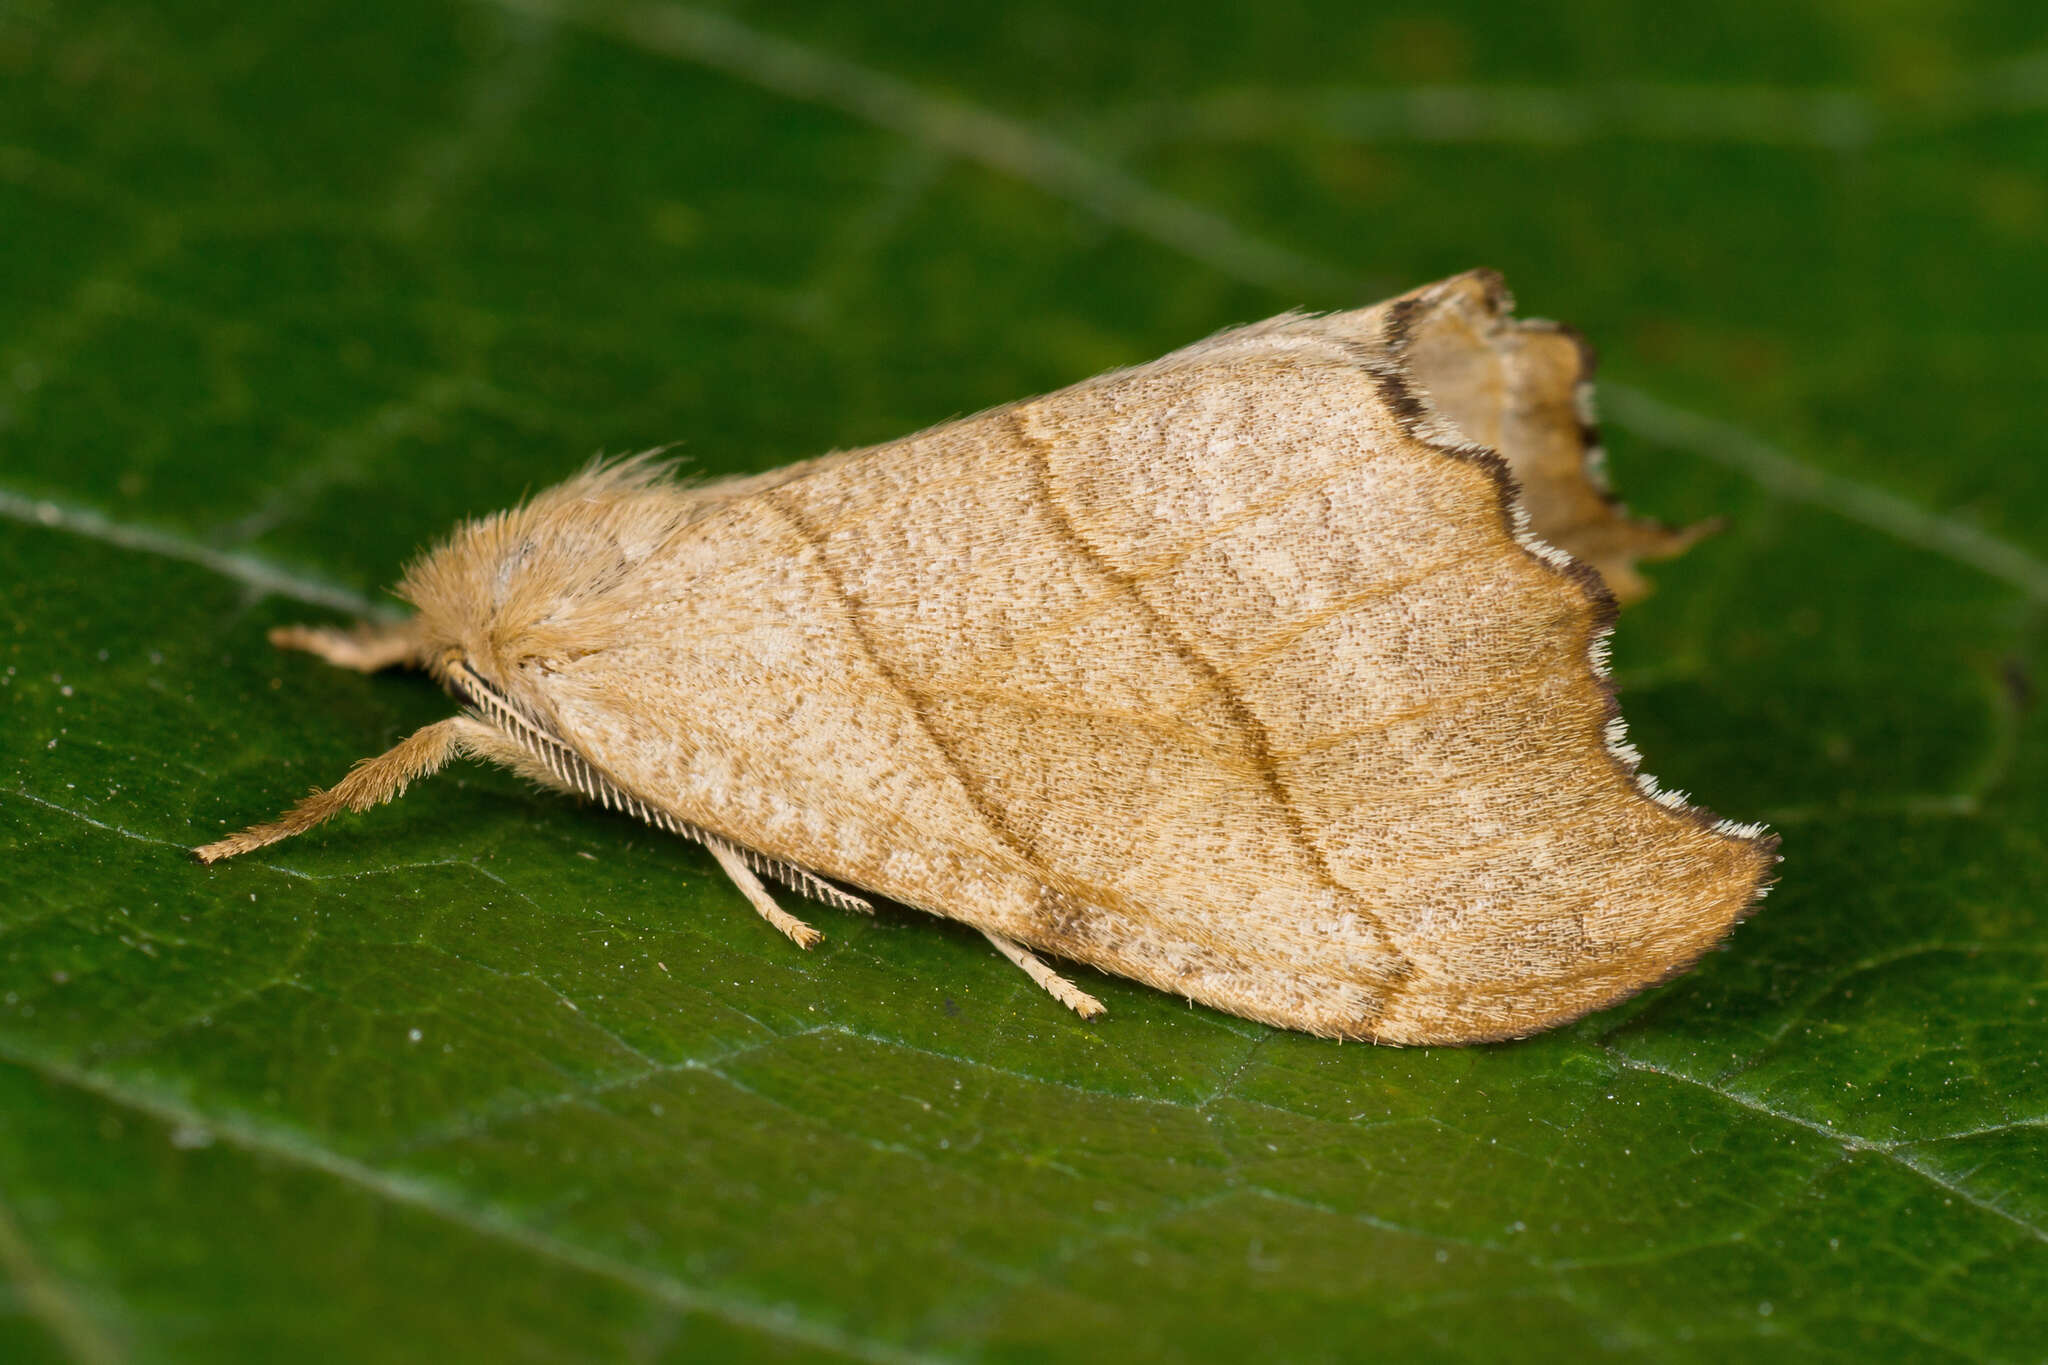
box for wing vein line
[1006,410,1419,1009]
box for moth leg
[703,834,823,950]
[270,618,426,673]
[193,715,488,863]
[981,930,1105,1021]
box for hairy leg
[704,834,824,949]
[982,930,1105,1019]
[193,715,489,862]
[270,618,426,673]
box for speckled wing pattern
[544,272,1777,1043]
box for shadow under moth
[196,270,1777,1044]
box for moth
[196,270,1776,1044]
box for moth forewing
[194,269,1776,1044]
[447,655,877,934]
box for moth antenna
[269,619,427,673]
[448,659,872,918]
[193,716,488,863]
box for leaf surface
[4,2,2046,1360]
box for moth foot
[982,930,1106,1020]
[703,834,823,949]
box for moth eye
[442,655,495,711]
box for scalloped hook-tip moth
[194,269,1778,1044]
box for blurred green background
[4,1,2047,1361]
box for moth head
[396,455,687,708]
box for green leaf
[4,1,2046,1360]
